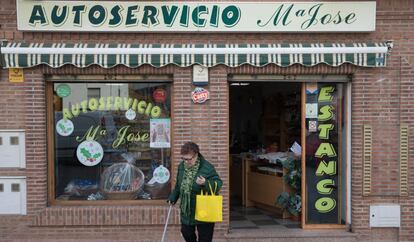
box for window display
[52,82,171,201]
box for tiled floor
[230,206,300,230]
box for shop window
[87,88,101,99]
[11,183,20,192]
[10,136,19,145]
[304,83,347,225]
[52,82,171,201]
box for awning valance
[1,42,390,69]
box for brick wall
[1,0,413,241]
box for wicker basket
[100,163,144,200]
[103,190,139,200]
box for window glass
[53,82,171,201]
[305,83,346,224]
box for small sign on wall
[9,68,24,83]
[193,65,208,86]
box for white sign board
[193,65,209,86]
[17,1,376,32]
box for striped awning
[1,42,390,69]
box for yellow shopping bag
[195,182,223,222]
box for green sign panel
[56,84,71,97]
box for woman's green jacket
[168,154,223,225]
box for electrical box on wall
[0,130,26,168]
[370,204,401,227]
[0,177,26,215]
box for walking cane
[161,204,173,242]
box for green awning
[1,42,390,69]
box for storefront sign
[191,87,210,103]
[193,65,209,86]
[17,1,376,32]
[8,68,24,83]
[305,84,340,224]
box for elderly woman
[167,142,223,242]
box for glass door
[302,82,347,228]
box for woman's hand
[196,176,206,186]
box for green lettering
[318,86,335,102]
[76,125,101,142]
[318,124,334,139]
[316,160,337,176]
[318,105,334,121]
[62,108,72,120]
[161,5,179,27]
[142,6,159,27]
[345,13,356,24]
[88,5,107,26]
[180,5,189,27]
[126,5,139,26]
[51,5,68,26]
[192,5,208,27]
[114,96,122,110]
[151,106,161,118]
[29,5,47,25]
[301,3,322,30]
[98,97,105,110]
[145,102,153,116]
[123,97,133,110]
[137,101,147,114]
[113,126,129,148]
[89,98,98,111]
[222,5,240,27]
[108,5,123,26]
[80,100,88,113]
[316,179,335,195]
[71,104,80,117]
[106,96,113,110]
[72,5,86,26]
[315,197,336,213]
[209,5,219,27]
[141,132,149,142]
[315,143,337,158]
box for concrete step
[225,228,357,242]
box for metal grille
[363,125,372,196]
[400,125,409,196]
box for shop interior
[229,81,302,229]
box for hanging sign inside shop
[8,68,24,83]
[56,84,71,97]
[76,140,104,166]
[193,65,209,86]
[17,1,376,32]
[56,119,74,136]
[305,84,339,224]
[191,87,210,104]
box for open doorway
[229,81,302,230]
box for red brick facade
[0,0,413,241]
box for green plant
[276,192,301,216]
[276,157,301,216]
[281,158,301,190]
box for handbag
[195,182,223,222]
